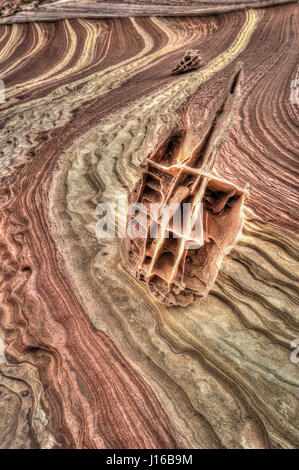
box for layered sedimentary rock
[0,0,296,23]
[122,66,248,305]
[0,3,298,449]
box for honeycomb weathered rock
[122,66,248,306]
[172,49,201,75]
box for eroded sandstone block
[172,49,201,75]
[122,66,248,306]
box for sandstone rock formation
[122,67,248,305]
[0,3,298,449]
[172,49,201,74]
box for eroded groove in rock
[122,66,248,305]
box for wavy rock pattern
[0,4,298,449]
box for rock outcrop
[172,49,201,74]
[122,67,248,306]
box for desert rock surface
[0,1,298,449]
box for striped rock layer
[0,3,298,449]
